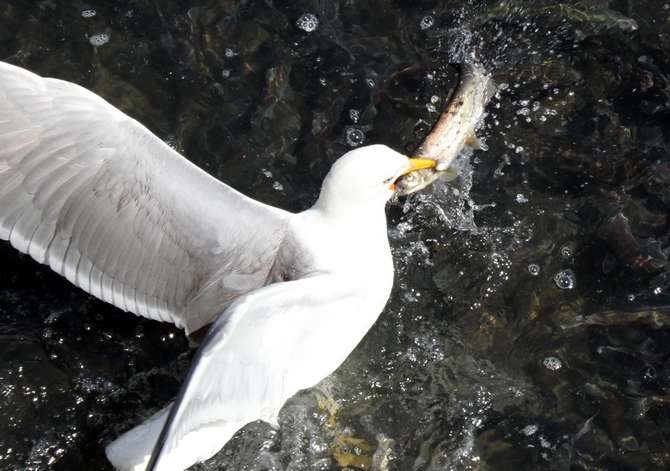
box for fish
[396,63,495,195]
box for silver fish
[396,63,495,195]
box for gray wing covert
[0,61,289,333]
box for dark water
[1,0,670,469]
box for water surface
[1,1,669,470]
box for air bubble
[420,16,435,30]
[81,9,96,18]
[542,356,562,371]
[349,109,360,123]
[527,264,540,276]
[89,33,110,47]
[515,193,528,204]
[345,127,365,147]
[296,13,319,32]
[553,269,576,290]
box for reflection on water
[1,0,670,469]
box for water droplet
[560,246,573,259]
[642,365,656,381]
[515,193,528,204]
[521,424,538,436]
[653,286,663,295]
[272,181,284,191]
[539,435,552,448]
[365,78,375,88]
[318,77,327,86]
[296,13,319,32]
[627,293,635,302]
[348,109,360,123]
[515,146,524,154]
[221,69,231,78]
[224,48,237,58]
[89,33,110,47]
[542,356,562,371]
[419,15,434,30]
[554,269,576,290]
[527,264,540,276]
[345,127,365,147]
[81,9,96,18]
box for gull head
[314,144,436,216]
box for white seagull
[0,61,437,470]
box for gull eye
[383,176,395,185]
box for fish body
[397,63,495,195]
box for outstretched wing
[0,61,289,333]
[106,276,363,471]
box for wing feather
[106,276,365,471]
[0,61,290,333]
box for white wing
[106,276,365,471]
[0,61,290,333]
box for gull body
[0,61,435,470]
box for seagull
[0,61,437,470]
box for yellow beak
[401,158,437,175]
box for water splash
[402,154,481,234]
